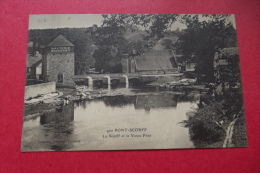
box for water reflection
[134,94,178,110]
[22,102,76,151]
[22,88,197,151]
[40,104,74,125]
[93,94,179,110]
[102,96,135,107]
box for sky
[29,14,104,29]
[29,14,236,30]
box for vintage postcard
[21,14,247,152]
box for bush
[180,102,227,147]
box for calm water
[22,86,198,151]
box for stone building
[42,35,75,85]
[121,49,178,74]
[26,52,42,80]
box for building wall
[24,82,56,99]
[36,64,42,79]
[36,64,42,75]
[45,50,74,85]
[29,67,36,79]
[121,59,129,73]
[130,58,136,73]
[42,54,47,80]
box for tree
[29,28,96,75]
[98,14,237,81]
[179,102,227,147]
[73,39,95,75]
[89,14,180,73]
[100,14,179,48]
[90,22,144,73]
[177,15,238,82]
[216,50,244,120]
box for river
[21,85,198,151]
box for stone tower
[42,35,74,85]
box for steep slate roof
[47,35,74,47]
[134,50,177,71]
[27,54,42,67]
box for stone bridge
[72,73,183,87]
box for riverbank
[206,116,247,148]
[23,83,202,120]
[232,115,248,147]
[201,116,247,148]
[23,88,75,117]
[23,84,247,149]
[23,86,184,117]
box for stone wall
[24,82,56,99]
[46,52,74,85]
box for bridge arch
[104,75,111,85]
[128,77,141,86]
[86,76,93,86]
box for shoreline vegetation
[23,80,247,148]
[24,14,247,150]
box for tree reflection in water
[101,94,180,111]
[39,102,75,151]
[102,95,136,107]
[134,94,178,110]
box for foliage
[181,51,244,147]
[180,102,227,147]
[177,15,238,82]
[89,14,180,73]
[92,46,121,73]
[98,14,237,81]
[91,33,128,73]
[100,14,179,48]
[97,14,243,147]
[29,28,95,75]
[232,114,248,147]
[29,14,238,77]
[89,22,149,73]
[217,53,244,120]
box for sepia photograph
[21,14,247,152]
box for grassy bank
[232,115,248,147]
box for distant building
[121,50,178,74]
[42,35,75,85]
[26,52,42,80]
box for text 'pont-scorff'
[103,128,151,138]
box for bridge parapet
[72,73,183,86]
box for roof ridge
[47,35,74,47]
